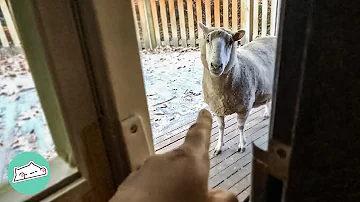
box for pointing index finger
[182,109,213,154]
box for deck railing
[131,0,280,50]
[0,0,280,50]
[0,0,20,48]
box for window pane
[0,7,56,184]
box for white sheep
[198,22,277,155]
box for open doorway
[131,0,280,200]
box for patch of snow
[140,48,208,137]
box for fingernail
[197,109,212,124]
[199,109,210,116]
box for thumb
[207,189,239,202]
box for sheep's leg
[213,116,225,156]
[236,112,248,153]
[263,101,271,120]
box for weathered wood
[131,1,142,50]
[205,0,211,27]
[237,187,251,201]
[159,0,170,45]
[253,0,259,39]
[270,0,278,35]
[0,0,20,47]
[150,0,161,46]
[219,165,251,189]
[168,0,178,46]
[196,0,203,39]
[153,106,263,146]
[214,0,220,27]
[156,106,269,198]
[275,0,281,35]
[241,0,253,44]
[223,0,229,28]
[209,120,269,166]
[214,141,267,190]
[130,0,278,49]
[186,0,195,46]
[232,0,238,31]
[249,0,254,41]
[144,0,157,49]
[209,132,269,187]
[155,107,264,152]
[138,0,151,48]
[4,0,21,43]
[157,113,268,156]
[156,116,236,153]
[177,0,187,47]
[209,123,269,170]
[208,114,267,154]
[0,21,9,47]
[240,0,247,42]
[261,0,268,36]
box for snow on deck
[140,47,208,137]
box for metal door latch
[250,139,292,202]
[121,115,152,171]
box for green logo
[7,152,50,194]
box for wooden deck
[154,106,270,201]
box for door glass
[0,5,55,184]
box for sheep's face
[198,22,245,76]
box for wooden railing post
[0,20,9,47]
[261,0,268,36]
[131,1,143,50]
[144,0,157,49]
[0,0,20,47]
[270,0,279,36]
[240,0,254,44]
[138,0,156,49]
[150,0,161,47]
[275,0,281,35]
[249,0,254,42]
[253,0,259,39]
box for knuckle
[142,154,162,166]
[170,146,195,161]
[208,189,238,202]
[188,122,210,134]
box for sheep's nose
[211,62,223,71]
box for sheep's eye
[206,37,210,43]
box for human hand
[109,109,239,202]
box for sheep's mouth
[209,68,224,76]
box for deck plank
[237,187,251,202]
[156,107,270,198]
[155,106,265,153]
[209,138,268,187]
[153,106,264,145]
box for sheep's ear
[198,21,210,34]
[232,30,246,41]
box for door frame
[1,0,153,201]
